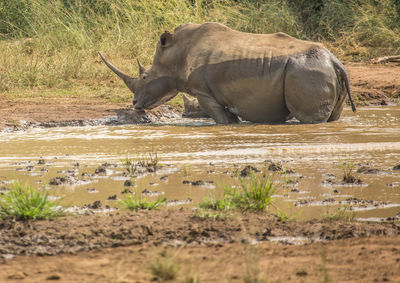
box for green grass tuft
[198,172,275,212]
[0,181,64,220]
[118,193,166,211]
[323,205,355,222]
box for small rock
[182,180,214,186]
[240,165,259,177]
[38,159,46,165]
[124,180,133,187]
[160,175,168,181]
[86,188,98,194]
[88,200,102,209]
[191,180,206,186]
[357,166,380,174]
[296,270,308,277]
[121,188,133,194]
[46,274,61,280]
[107,195,117,200]
[49,176,75,185]
[94,166,107,175]
[268,162,283,172]
[393,164,400,170]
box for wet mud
[0,209,399,257]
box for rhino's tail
[331,55,356,113]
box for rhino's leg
[284,52,337,123]
[327,88,346,122]
[197,95,239,124]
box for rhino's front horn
[98,52,137,93]
[137,59,146,75]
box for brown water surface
[0,107,399,220]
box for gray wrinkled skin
[99,22,356,124]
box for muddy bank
[0,209,399,257]
[0,63,399,132]
[0,103,181,132]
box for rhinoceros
[182,94,210,118]
[99,22,356,124]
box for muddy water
[0,107,400,220]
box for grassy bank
[1,0,399,100]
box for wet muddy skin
[0,107,400,221]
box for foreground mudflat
[0,210,399,282]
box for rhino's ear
[160,31,173,48]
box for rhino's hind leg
[327,94,346,122]
[327,80,347,122]
[197,95,239,124]
[284,55,337,123]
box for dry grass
[1,0,399,100]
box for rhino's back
[175,23,323,66]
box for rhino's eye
[142,75,146,80]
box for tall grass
[1,0,399,96]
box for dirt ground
[0,209,399,282]
[0,62,400,282]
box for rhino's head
[98,46,178,110]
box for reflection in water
[0,107,399,220]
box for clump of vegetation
[198,172,275,212]
[323,205,355,222]
[0,181,64,220]
[137,148,159,172]
[121,146,160,176]
[275,206,302,222]
[339,160,362,184]
[149,252,179,281]
[118,191,166,211]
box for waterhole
[0,107,399,220]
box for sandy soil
[0,209,399,282]
[0,63,400,282]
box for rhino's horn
[137,59,146,75]
[98,52,137,93]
